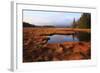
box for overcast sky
[23,10,82,27]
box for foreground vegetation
[23,27,91,62]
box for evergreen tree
[76,13,91,28]
[72,18,77,28]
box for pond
[47,32,90,43]
[47,34,79,43]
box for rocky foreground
[23,28,91,62]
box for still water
[47,32,90,43]
[47,34,79,43]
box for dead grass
[23,27,91,62]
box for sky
[23,10,83,27]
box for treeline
[23,22,54,28]
[72,13,91,29]
[23,22,36,27]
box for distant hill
[42,25,54,28]
[23,22,71,28]
[23,22,55,28]
[23,22,36,27]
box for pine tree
[76,13,91,28]
[72,18,76,28]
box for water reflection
[47,34,79,43]
[77,32,91,42]
[47,32,90,43]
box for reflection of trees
[76,32,91,42]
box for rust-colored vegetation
[23,13,91,62]
[23,28,91,62]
